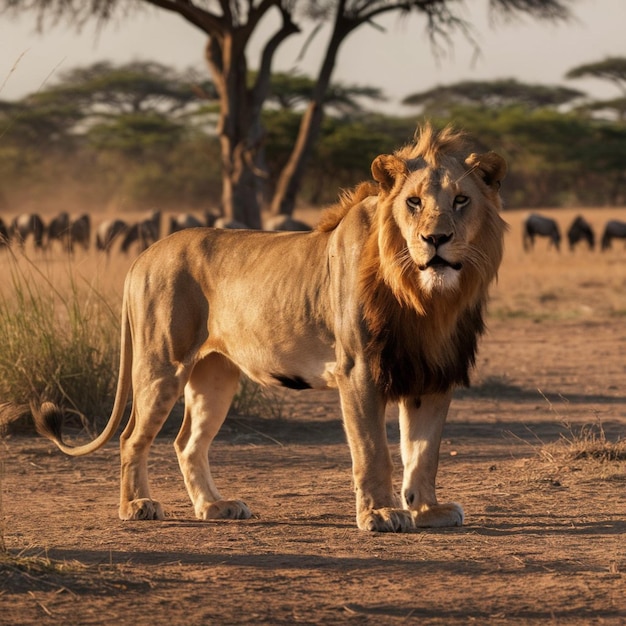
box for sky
[0,0,624,115]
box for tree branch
[142,0,224,34]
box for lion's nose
[421,232,453,248]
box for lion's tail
[32,296,133,457]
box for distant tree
[403,78,584,114]
[306,119,393,203]
[576,97,626,122]
[580,123,626,205]
[29,60,212,119]
[86,112,185,157]
[566,57,626,94]
[566,57,626,120]
[0,61,211,143]
[0,98,82,148]
[2,0,575,226]
[266,71,385,116]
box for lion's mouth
[419,255,463,271]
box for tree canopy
[39,61,214,113]
[566,57,626,95]
[403,78,584,113]
[566,57,626,121]
[265,71,385,116]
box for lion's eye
[453,195,470,211]
[406,196,422,212]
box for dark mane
[359,236,486,400]
[371,302,485,400]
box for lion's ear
[371,154,407,192]
[465,151,507,190]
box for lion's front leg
[399,391,463,528]
[337,360,413,532]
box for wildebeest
[68,214,91,253]
[120,211,161,254]
[46,211,71,251]
[169,213,204,235]
[10,213,46,249]
[567,215,595,251]
[264,215,312,232]
[601,220,626,250]
[523,213,561,251]
[96,219,128,254]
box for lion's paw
[119,498,165,521]
[357,507,414,532]
[412,502,464,528]
[199,499,252,520]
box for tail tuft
[31,401,66,444]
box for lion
[34,123,507,532]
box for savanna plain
[1,206,625,625]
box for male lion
[35,124,507,532]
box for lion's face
[372,147,507,303]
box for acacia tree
[2,60,208,155]
[265,71,384,115]
[40,60,214,116]
[402,78,585,114]
[566,57,626,121]
[2,0,574,226]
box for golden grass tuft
[542,421,626,464]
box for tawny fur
[34,123,507,532]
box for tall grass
[0,250,120,430]
[0,247,283,431]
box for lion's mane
[319,124,506,400]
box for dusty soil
[1,208,626,624]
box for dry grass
[510,390,626,486]
[0,248,122,431]
[0,547,151,599]
[542,420,626,464]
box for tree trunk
[205,35,263,228]
[269,9,353,217]
[202,7,298,228]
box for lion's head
[353,124,508,399]
[370,123,506,310]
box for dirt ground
[1,207,626,624]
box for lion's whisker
[453,163,479,185]
[392,247,415,277]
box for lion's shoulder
[316,182,378,232]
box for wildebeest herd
[522,212,626,252]
[0,209,312,255]
[1,208,623,255]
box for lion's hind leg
[119,372,183,521]
[174,353,251,521]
